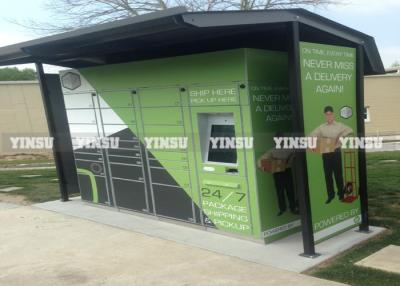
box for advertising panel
[299,42,361,242]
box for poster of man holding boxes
[309,106,353,204]
[257,132,299,216]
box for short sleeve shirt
[310,121,353,139]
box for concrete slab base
[35,198,386,273]
[355,245,400,274]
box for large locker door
[97,91,150,213]
[138,87,196,223]
[65,92,113,206]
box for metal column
[287,22,319,258]
[36,63,69,202]
[355,46,370,233]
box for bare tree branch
[9,0,343,35]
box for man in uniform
[310,106,353,204]
[257,133,298,216]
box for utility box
[61,48,300,243]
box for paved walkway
[356,245,400,274]
[0,205,346,286]
[0,202,19,210]
[36,198,385,273]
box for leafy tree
[0,67,37,81]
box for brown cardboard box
[260,159,287,173]
[316,137,337,154]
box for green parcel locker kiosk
[0,8,385,256]
[61,49,298,242]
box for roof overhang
[0,7,385,75]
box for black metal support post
[355,46,370,233]
[36,63,69,202]
[287,22,319,258]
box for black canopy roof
[0,7,384,74]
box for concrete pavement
[36,198,385,273]
[356,245,400,274]
[0,205,347,286]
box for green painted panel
[143,125,185,137]
[240,105,262,237]
[101,108,136,125]
[103,124,138,136]
[142,107,183,126]
[139,87,181,107]
[165,169,191,189]
[158,159,189,171]
[181,106,201,208]
[99,91,134,108]
[150,151,188,161]
[203,180,240,189]
[81,49,246,91]
[126,125,138,135]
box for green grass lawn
[0,169,60,203]
[309,151,400,286]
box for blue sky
[0,0,399,68]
